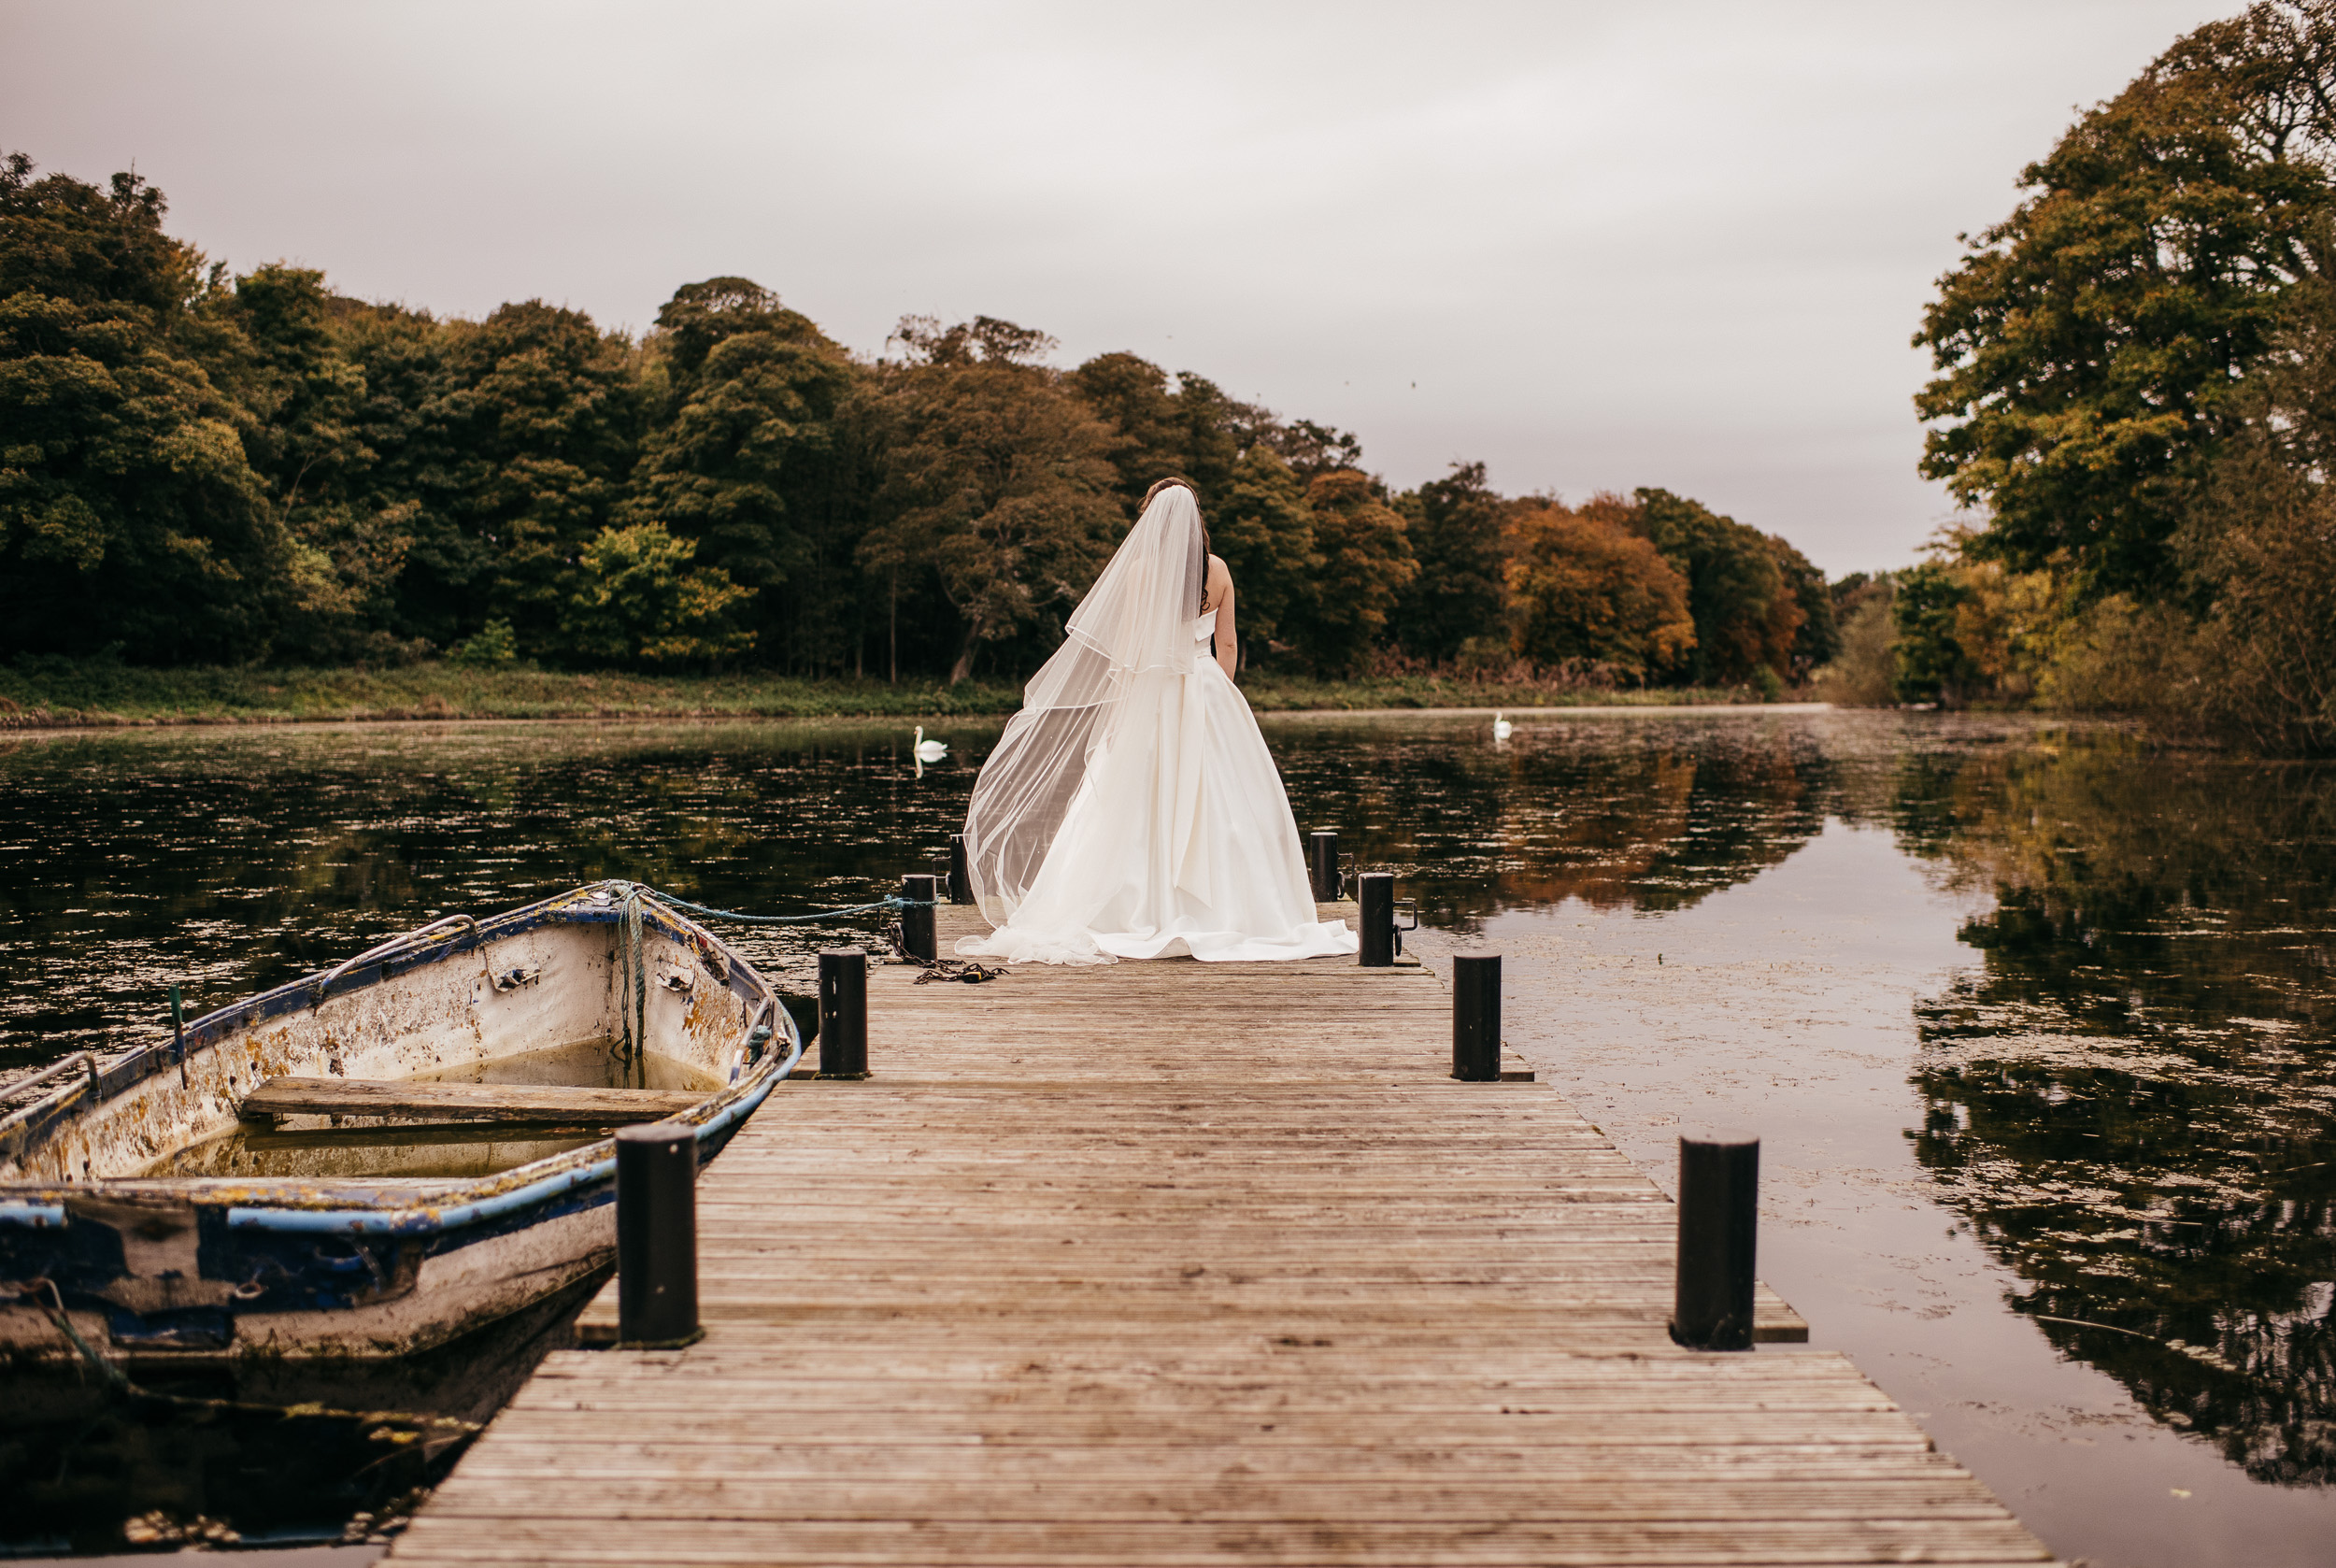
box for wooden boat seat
[240,1076,703,1127]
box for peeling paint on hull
[0,883,795,1362]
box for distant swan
[1491,711,1512,743]
[913,725,948,777]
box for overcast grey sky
[2,1,2233,574]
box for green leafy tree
[1069,351,1188,512]
[223,264,421,660]
[443,301,645,651]
[1811,574,1902,706]
[1284,469,1417,674]
[1890,562,1981,704]
[864,317,1122,682]
[1068,351,1255,520]
[317,297,479,650]
[1159,371,1246,502]
[624,278,857,646]
[0,152,194,316]
[1206,446,1319,664]
[561,521,754,666]
[1503,502,1694,682]
[448,616,519,667]
[1262,419,1365,481]
[1914,2,2336,596]
[0,155,292,662]
[312,297,646,657]
[1631,488,1802,684]
[1390,461,1508,663]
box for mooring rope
[614,885,936,926]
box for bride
[956,478,1358,965]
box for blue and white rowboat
[0,881,799,1361]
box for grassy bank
[1237,674,1760,712]
[0,658,1766,729]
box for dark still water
[2,710,2332,1565]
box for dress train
[958,610,1356,965]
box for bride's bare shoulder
[1206,554,1233,592]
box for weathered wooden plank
[453,1450,1990,1484]
[242,1076,701,1125]
[418,1482,2022,1523]
[394,1517,2050,1565]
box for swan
[1491,711,1512,742]
[913,726,948,764]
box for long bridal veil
[957,485,1355,965]
[959,487,1206,923]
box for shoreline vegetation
[0,660,1772,731]
[2,153,1844,744]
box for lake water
[2,710,2330,1564]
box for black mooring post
[1672,1132,1759,1350]
[1451,953,1502,1081]
[615,1121,701,1348]
[1307,830,1341,902]
[1358,872,1395,967]
[947,834,974,905]
[900,873,939,962]
[817,948,869,1079]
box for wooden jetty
[391,902,2054,1567]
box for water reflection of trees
[1897,742,2336,1485]
[1272,719,1833,926]
[0,726,998,1067]
[7,717,1859,1064]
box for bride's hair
[1141,476,1213,610]
[1142,475,1199,512]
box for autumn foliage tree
[1503,500,1694,682]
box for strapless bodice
[1191,609,1218,644]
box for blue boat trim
[0,1202,66,1228]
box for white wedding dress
[955,489,1356,965]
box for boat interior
[0,889,776,1190]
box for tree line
[0,152,1833,690]
[1872,0,2336,753]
